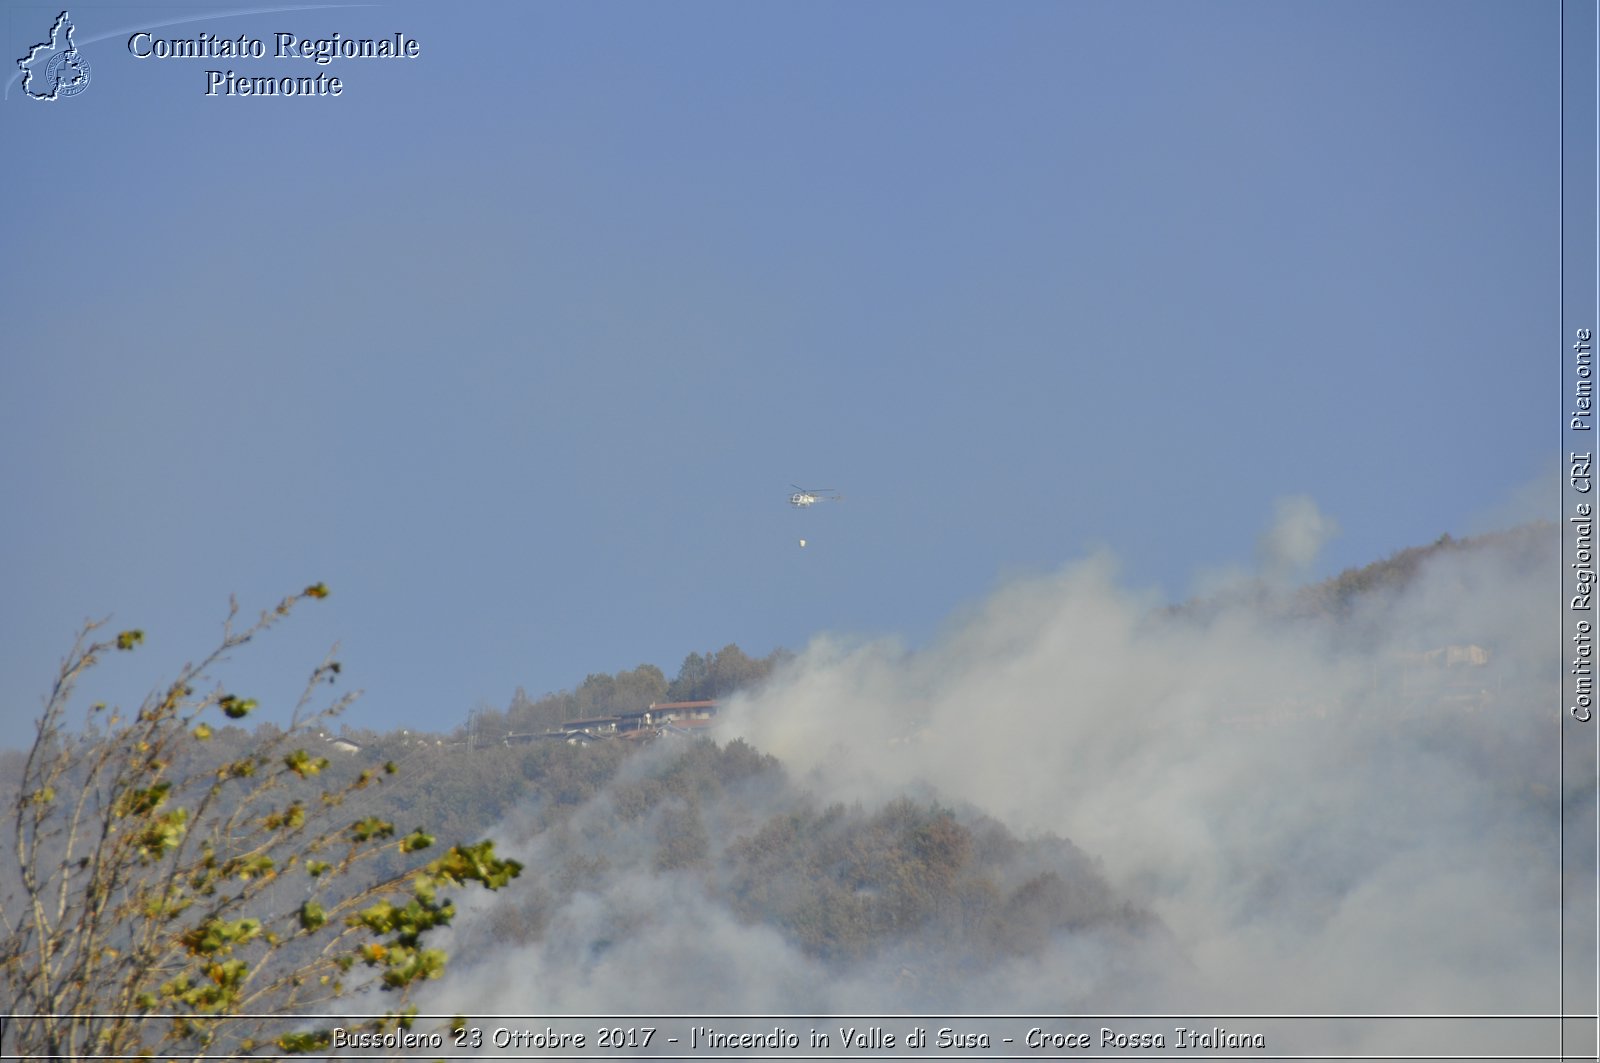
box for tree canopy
[0,587,521,1060]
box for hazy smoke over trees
[425,510,1572,1055]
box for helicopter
[789,485,842,508]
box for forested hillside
[1168,521,1555,646]
[0,521,1566,1038]
[443,644,791,744]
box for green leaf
[353,900,397,933]
[399,829,434,854]
[298,900,326,932]
[180,917,261,956]
[135,809,188,860]
[115,781,172,818]
[424,840,524,891]
[264,801,306,831]
[284,749,329,778]
[350,816,395,843]
[278,1029,334,1054]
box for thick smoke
[425,503,1569,1054]
[718,531,1559,1014]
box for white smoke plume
[1255,494,1340,582]
[424,508,1569,1057]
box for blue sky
[2,0,1557,741]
